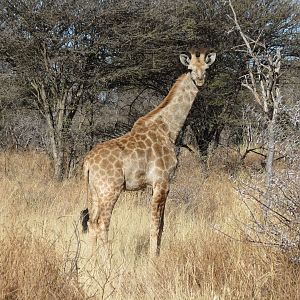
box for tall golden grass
[0,150,299,299]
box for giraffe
[81,47,216,257]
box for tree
[227,0,299,218]
[85,0,299,155]
[0,0,107,179]
[0,0,299,178]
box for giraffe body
[82,48,216,256]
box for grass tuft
[0,150,299,299]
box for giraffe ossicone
[81,47,216,257]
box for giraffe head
[179,48,216,87]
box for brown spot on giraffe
[81,47,216,257]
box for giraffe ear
[179,54,190,66]
[205,52,216,66]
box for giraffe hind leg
[88,185,122,255]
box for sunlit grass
[0,150,299,299]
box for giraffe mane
[138,74,186,123]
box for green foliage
[0,0,299,161]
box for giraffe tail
[80,162,89,233]
[80,208,89,233]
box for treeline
[0,0,299,179]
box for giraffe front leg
[150,182,169,257]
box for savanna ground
[0,149,299,300]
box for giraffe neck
[133,73,199,142]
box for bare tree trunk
[31,81,65,181]
[45,111,64,180]
[264,90,281,219]
[228,0,282,221]
[266,119,275,185]
[31,76,83,181]
[263,115,276,219]
[53,147,64,181]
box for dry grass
[0,150,299,299]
